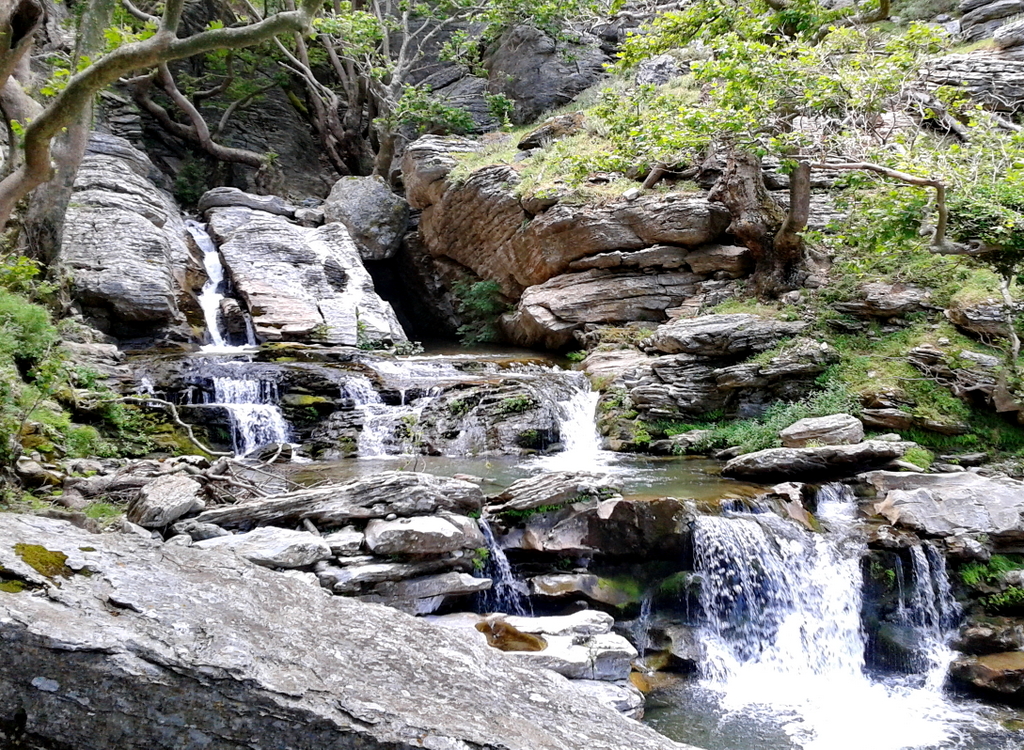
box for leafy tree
[0,0,320,234]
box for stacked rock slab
[0,514,688,750]
[621,314,839,421]
[202,191,406,345]
[402,135,763,349]
[59,133,198,342]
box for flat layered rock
[951,652,1024,697]
[0,514,688,750]
[197,472,484,528]
[722,441,907,481]
[490,472,622,512]
[779,414,864,448]
[194,527,332,568]
[645,314,807,357]
[862,471,1024,538]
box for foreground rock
[951,652,1024,700]
[0,514,688,750]
[722,441,907,481]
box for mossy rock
[14,543,73,581]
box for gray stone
[645,314,807,357]
[197,187,295,217]
[205,207,406,345]
[995,18,1024,48]
[361,571,492,615]
[951,652,1024,698]
[197,472,485,528]
[504,269,707,349]
[127,474,204,528]
[0,514,686,750]
[722,440,908,481]
[322,526,364,555]
[863,470,1024,538]
[571,680,645,720]
[507,633,637,681]
[779,413,864,448]
[924,54,1024,112]
[490,472,622,512]
[364,515,482,555]
[505,610,615,637]
[59,134,195,340]
[517,112,586,150]
[636,53,681,86]
[194,527,333,568]
[945,298,1012,338]
[530,573,641,608]
[484,25,608,125]
[169,518,231,541]
[833,282,932,318]
[323,176,410,260]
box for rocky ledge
[0,514,689,750]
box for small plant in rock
[497,394,536,415]
[453,280,509,346]
[471,547,491,572]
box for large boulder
[490,472,622,513]
[205,206,406,345]
[59,134,198,341]
[403,136,731,297]
[196,472,485,528]
[323,176,410,260]
[127,473,205,528]
[958,0,1024,41]
[779,414,864,448]
[862,471,1024,539]
[484,25,608,125]
[722,440,908,481]
[0,514,686,750]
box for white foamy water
[527,371,620,473]
[692,483,997,750]
[186,220,255,353]
[207,377,290,456]
[476,518,530,616]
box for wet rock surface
[0,514,687,750]
[722,440,908,481]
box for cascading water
[688,482,993,750]
[186,220,255,351]
[207,377,290,456]
[632,593,655,671]
[475,518,530,616]
[529,371,611,471]
[341,374,438,457]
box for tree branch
[0,0,319,231]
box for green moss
[14,543,72,580]
[497,394,536,415]
[500,503,566,522]
[0,580,25,593]
[83,502,121,521]
[960,554,1024,588]
[903,446,935,470]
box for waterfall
[632,593,655,671]
[187,220,254,351]
[207,377,289,456]
[476,519,530,616]
[691,483,984,750]
[341,374,437,457]
[529,371,610,471]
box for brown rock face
[951,652,1024,698]
[404,136,731,293]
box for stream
[133,228,1024,749]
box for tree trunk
[22,0,114,263]
[771,158,810,287]
[708,149,802,297]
